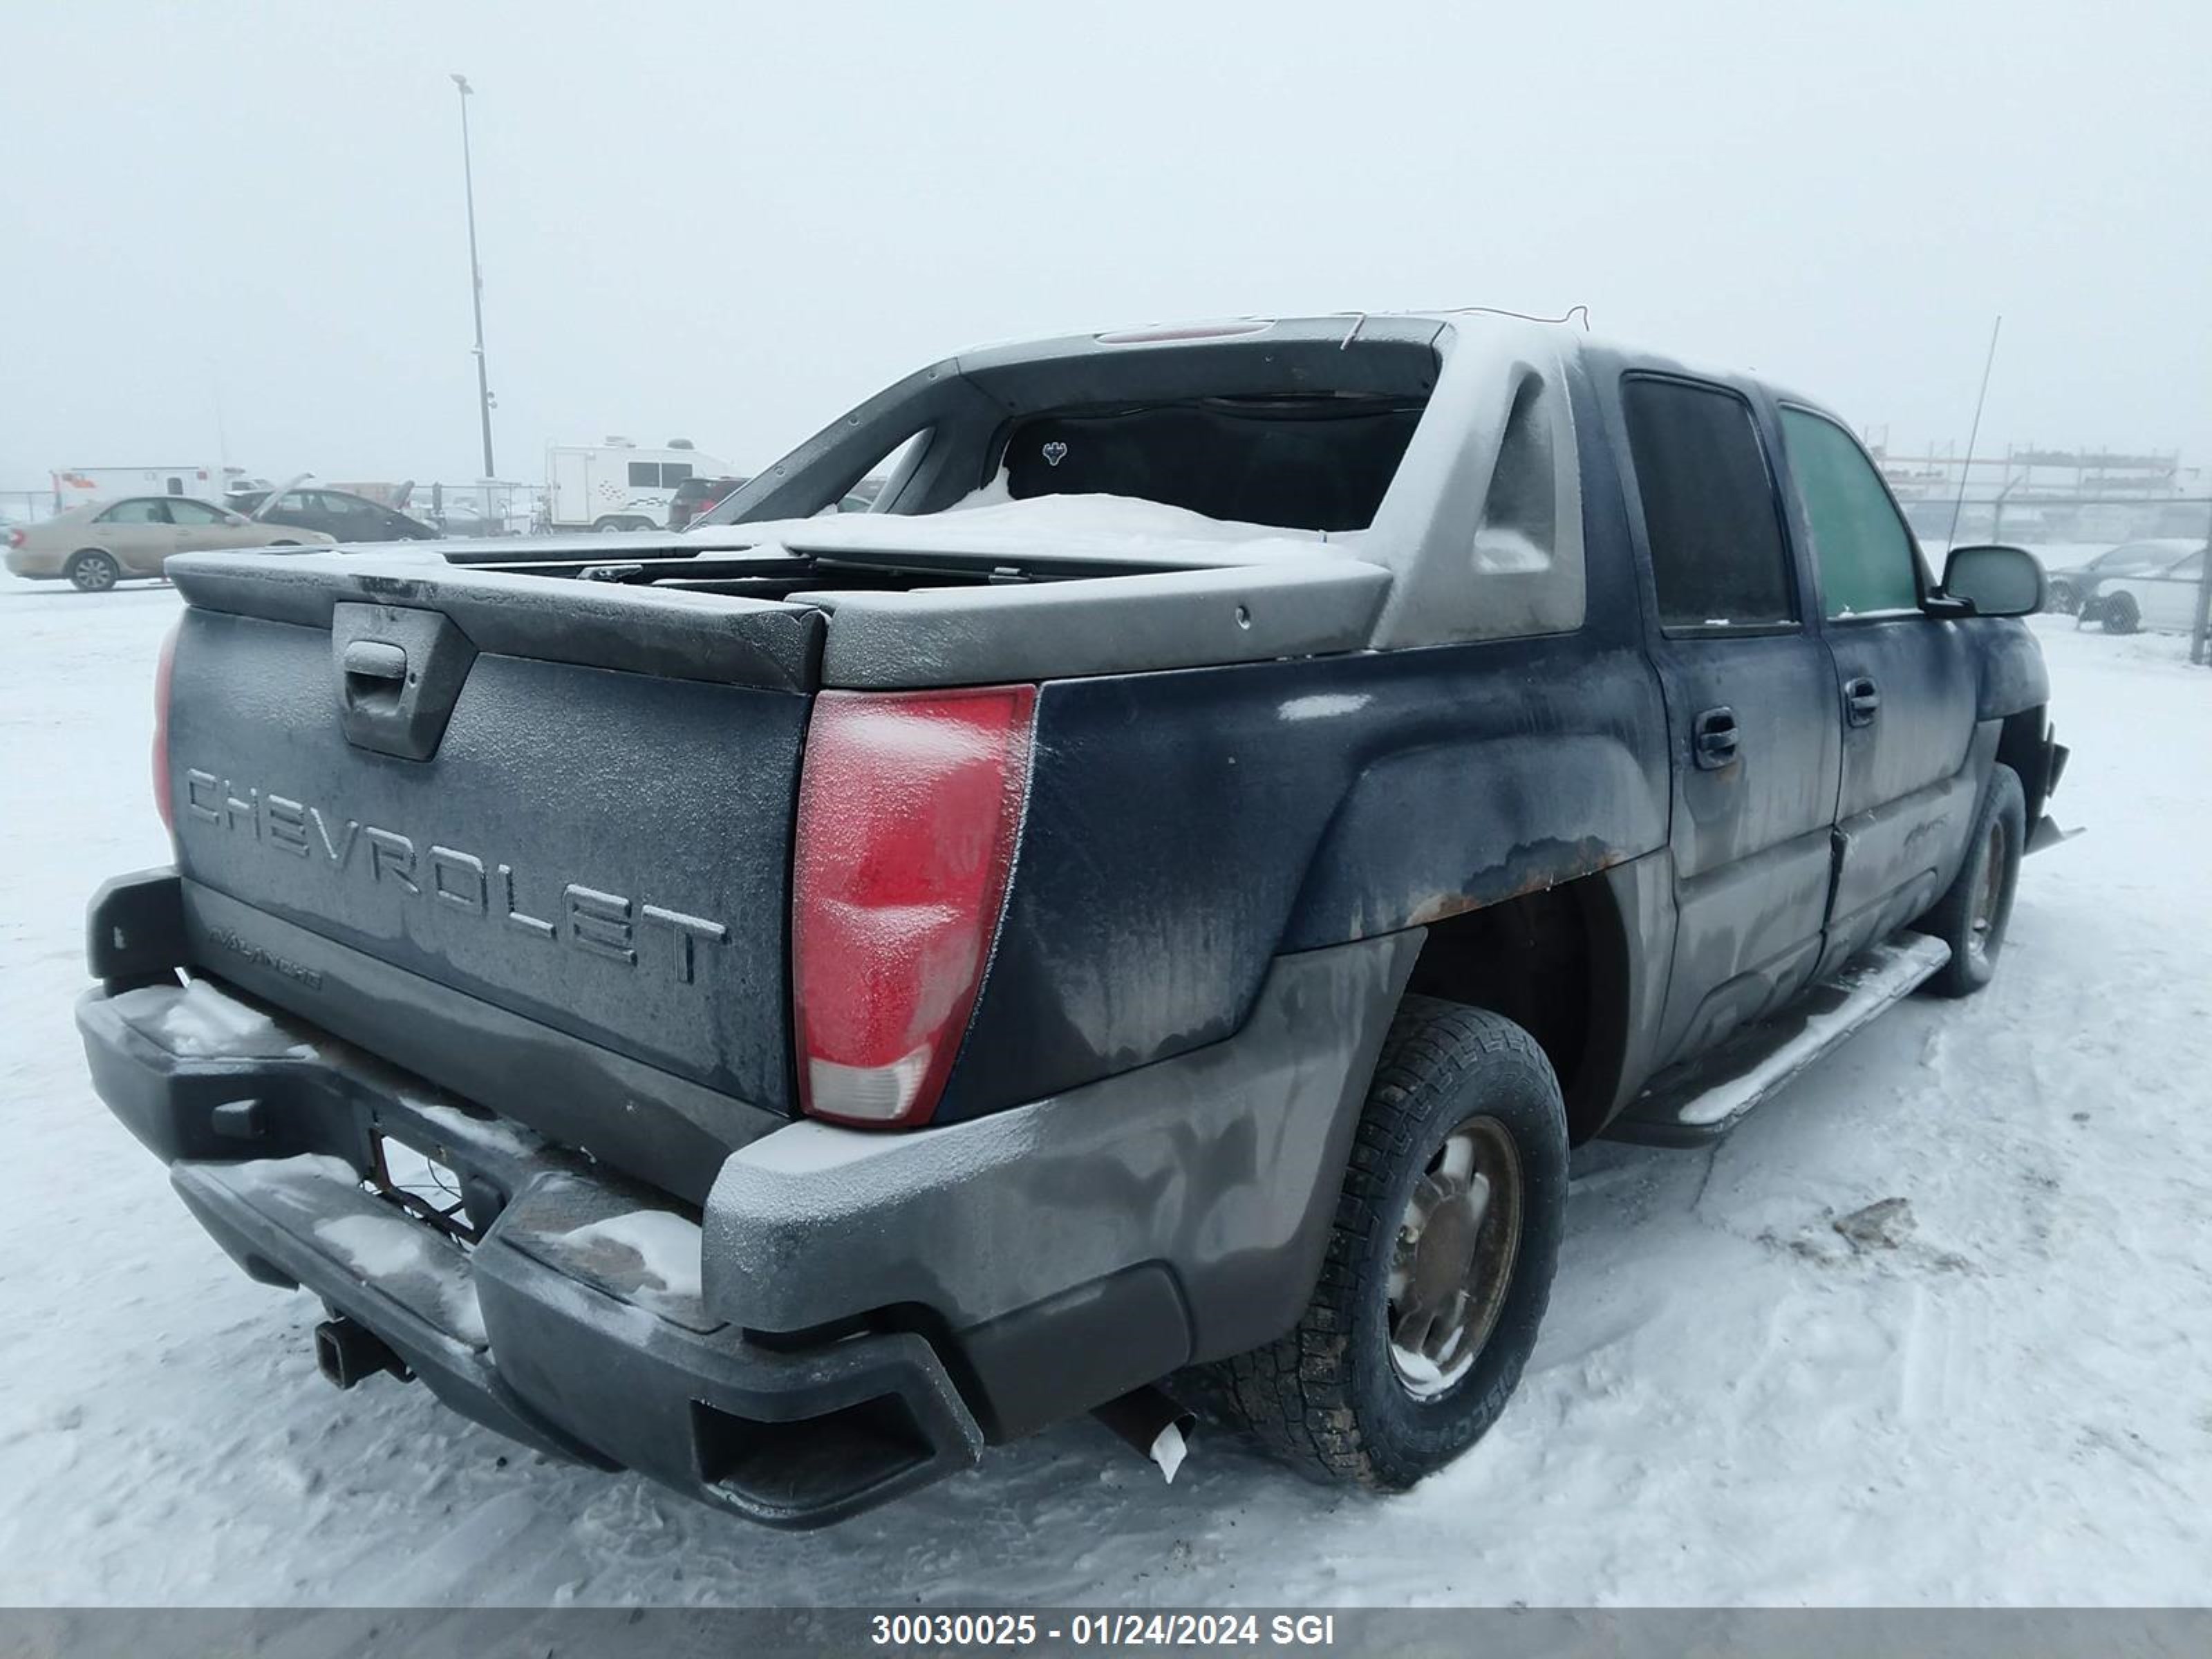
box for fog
[4,0,2206,488]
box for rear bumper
[78,868,1416,1525]
[79,980,985,1527]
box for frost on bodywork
[1365,317,1588,648]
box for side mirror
[1939,543,2046,618]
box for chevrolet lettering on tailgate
[180,768,731,983]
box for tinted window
[97,498,171,525]
[319,492,373,517]
[167,500,226,524]
[1781,409,1921,617]
[1622,377,1794,628]
[627,461,657,487]
[662,462,692,485]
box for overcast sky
[4,0,2206,492]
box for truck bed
[158,506,1394,1197]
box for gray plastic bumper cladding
[77,868,1418,1525]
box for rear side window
[1781,408,1922,617]
[97,498,171,525]
[1622,377,1795,629]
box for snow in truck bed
[412,489,1356,572]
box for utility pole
[452,74,496,479]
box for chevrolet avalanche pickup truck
[77,313,2072,1527]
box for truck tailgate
[160,554,823,1176]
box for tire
[66,550,120,592]
[1915,762,2025,998]
[592,516,628,534]
[2047,580,2078,617]
[2100,593,2139,635]
[1203,995,1568,1490]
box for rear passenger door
[1777,407,1977,971]
[1619,375,1842,1067]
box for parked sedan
[229,487,439,543]
[4,498,335,592]
[2079,541,2207,635]
[2048,538,2199,618]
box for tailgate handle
[330,603,476,762]
[341,639,409,707]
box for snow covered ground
[1,570,2209,1608]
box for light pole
[452,73,496,479]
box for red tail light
[6,527,24,549]
[792,685,1036,1128]
[153,620,180,836]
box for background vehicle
[4,498,329,592]
[79,314,2067,1528]
[2066,538,2204,628]
[544,440,732,532]
[2078,541,2208,634]
[229,486,439,543]
[2047,539,2193,615]
[6,496,331,590]
[51,464,258,510]
[667,474,747,531]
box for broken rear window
[993,395,1424,534]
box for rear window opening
[992,393,1426,534]
[449,328,1445,595]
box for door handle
[1844,676,1881,727]
[1693,706,1739,770]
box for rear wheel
[2101,593,2139,635]
[1915,762,2025,998]
[592,516,628,534]
[66,550,120,592]
[1203,996,1567,1490]
[2047,579,2079,616]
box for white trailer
[53,464,256,509]
[543,440,731,533]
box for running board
[1607,934,1952,1147]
